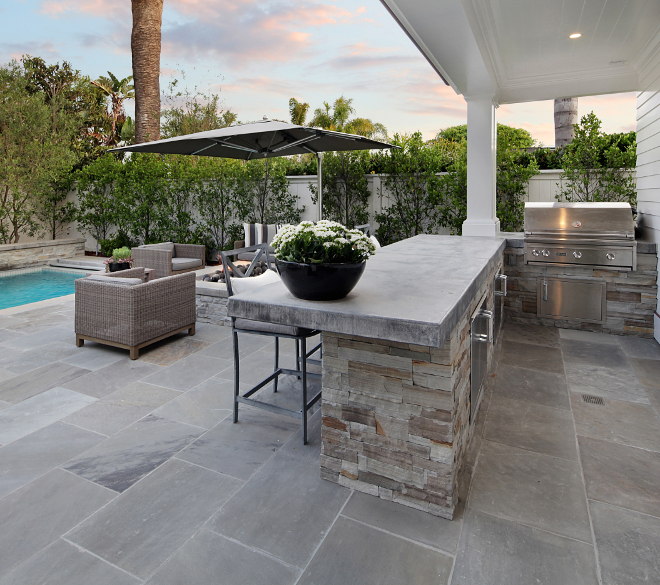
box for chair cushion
[234,318,313,337]
[237,245,275,262]
[231,269,280,295]
[244,223,278,247]
[140,242,175,253]
[171,257,203,271]
[369,235,381,250]
[86,274,143,286]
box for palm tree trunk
[554,98,578,148]
[131,0,163,144]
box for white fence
[21,169,636,250]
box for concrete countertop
[227,235,506,348]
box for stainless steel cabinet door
[537,277,606,324]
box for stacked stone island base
[226,235,507,519]
[319,259,500,520]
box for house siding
[636,48,660,341]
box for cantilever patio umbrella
[110,118,396,221]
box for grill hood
[524,202,634,240]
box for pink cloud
[39,0,130,19]
[1,41,60,63]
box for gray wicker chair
[220,245,322,444]
[75,267,196,360]
[131,243,206,280]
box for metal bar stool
[220,245,322,444]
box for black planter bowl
[108,262,131,272]
[275,260,366,301]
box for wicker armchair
[131,243,206,280]
[75,267,197,360]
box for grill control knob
[573,251,583,259]
[542,249,550,257]
[606,252,615,260]
[532,249,540,257]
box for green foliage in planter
[112,246,131,261]
[558,112,636,204]
[309,151,370,228]
[272,220,376,264]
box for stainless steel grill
[524,202,637,271]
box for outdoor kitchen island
[228,234,506,519]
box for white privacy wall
[636,49,660,340]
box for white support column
[462,97,500,237]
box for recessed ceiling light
[569,33,582,39]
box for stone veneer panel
[503,246,658,338]
[0,239,86,271]
[195,282,229,326]
[320,259,501,519]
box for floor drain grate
[581,394,605,405]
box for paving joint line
[292,488,353,585]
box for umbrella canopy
[110,119,395,159]
[110,119,397,221]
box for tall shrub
[374,133,453,245]
[195,157,242,251]
[310,151,370,228]
[558,112,636,204]
[236,159,303,225]
[76,154,122,251]
[117,153,168,244]
[438,124,539,234]
[157,155,196,243]
[0,62,78,243]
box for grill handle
[543,280,548,302]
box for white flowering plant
[271,220,376,264]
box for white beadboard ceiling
[380,0,660,103]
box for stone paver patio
[1,297,660,584]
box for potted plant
[104,246,133,273]
[271,220,376,301]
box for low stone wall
[319,257,501,519]
[0,238,86,271]
[196,281,229,326]
[503,243,658,337]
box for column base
[462,218,500,237]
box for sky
[1,0,637,146]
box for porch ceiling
[380,0,660,103]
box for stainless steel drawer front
[537,277,606,324]
[470,293,492,422]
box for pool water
[0,269,89,310]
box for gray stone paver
[0,302,659,583]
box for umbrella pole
[317,152,323,222]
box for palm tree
[308,96,387,140]
[554,98,578,148]
[131,0,163,143]
[91,72,134,145]
[289,97,310,126]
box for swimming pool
[0,267,91,310]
